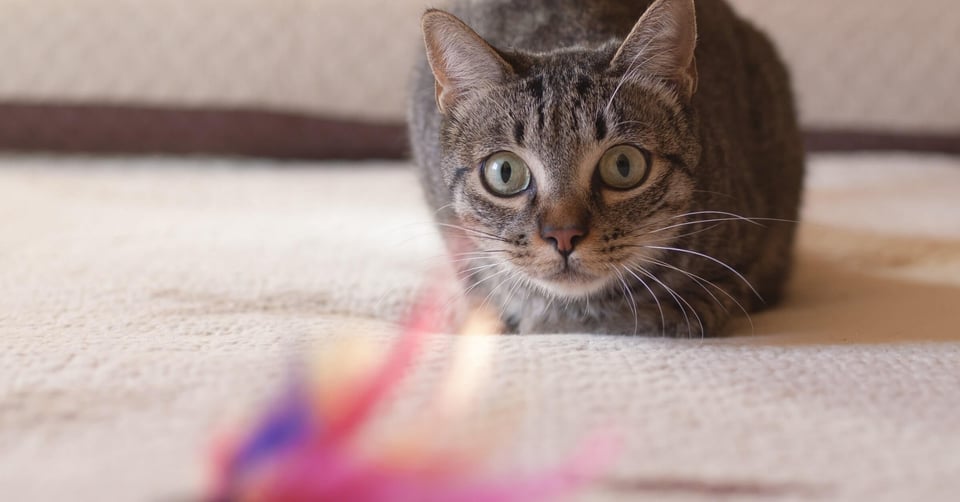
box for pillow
[0,0,956,158]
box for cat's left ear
[609,0,699,99]
[421,9,515,114]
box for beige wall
[0,0,957,132]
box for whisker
[648,217,767,234]
[671,210,796,225]
[633,265,705,339]
[408,250,508,266]
[543,288,558,313]
[644,245,763,302]
[608,264,639,336]
[479,268,524,312]
[432,203,456,216]
[625,210,796,240]
[439,233,510,245]
[622,264,679,338]
[499,272,527,320]
[447,250,512,259]
[642,257,726,313]
[623,264,666,336]
[436,261,511,316]
[460,265,512,299]
[629,223,724,245]
[622,213,719,236]
[642,257,755,336]
[446,252,495,259]
[446,257,496,267]
[457,261,504,276]
[436,223,511,243]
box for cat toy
[205,297,616,502]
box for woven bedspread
[1,154,959,501]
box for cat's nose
[541,225,587,257]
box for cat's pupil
[616,155,631,178]
[500,161,513,184]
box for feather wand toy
[205,297,617,502]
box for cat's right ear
[420,9,514,114]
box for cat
[408,0,804,336]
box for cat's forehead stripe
[595,112,608,141]
[513,120,525,147]
[523,75,546,132]
[575,74,593,97]
[525,76,545,101]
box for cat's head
[421,0,702,299]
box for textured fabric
[2,153,959,501]
[0,0,958,131]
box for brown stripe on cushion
[2,103,959,159]
[0,103,409,160]
[805,129,960,155]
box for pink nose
[540,226,587,256]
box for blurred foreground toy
[206,297,616,502]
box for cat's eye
[598,145,650,190]
[481,152,532,197]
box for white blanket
[1,154,958,501]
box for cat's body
[409,0,804,336]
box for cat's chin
[530,271,612,300]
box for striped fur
[409,0,804,336]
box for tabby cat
[408,0,804,336]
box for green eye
[598,145,650,190]
[482,152,532,197]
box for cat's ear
[420,9,514,113]
[609,0,698,99]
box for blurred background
[0,0,957,160]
